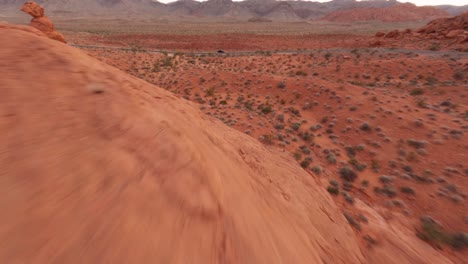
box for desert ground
[71,19,468,263]
[1,5,467,264]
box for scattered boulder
[20,1,66,43]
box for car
[217,50,225,54]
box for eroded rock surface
[20,1,66,43]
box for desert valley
[0,0,467,263]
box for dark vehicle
[217,50,225,54]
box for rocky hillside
[0,0,461,21]
[322,3,449,22]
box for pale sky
[155,0,467,6]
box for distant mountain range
[1,0,467,21]
[322,3,450,22]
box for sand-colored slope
[0,24,365,263]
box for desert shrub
[425,76,438,85]
[321,116,328,124]
[274,123,284,130]
[358,214,369,223]
[300,159,310,168]
[374,185,397,198]
[344,194,354,204]
[402,165,413,172]
[417,100,427,108]
[410,88,424,96]
[401,186,415,195]
[296,70,307,76]
[406,152,417,162]
[361,180,369,187]
[260,104,272,114]
[379,175,393,184]
[344,212,361,231]
[371,160,380,172]
[312,166,322,175]
[356,144,365,151]
[244,101,253,111]
[407,139,427,149]
[349,159,367,171]
[162,56,173,67]
[261,134,274,145]
[291,122,301,131]
[299,132,313,142]
[449,233,468,249]
[342,181,352,191]
[327,186,339,195]
[360,122,371,132]
[277,81,286,89]
[297,146,309,155]
[340,167,358,182]
[277,114,284,122]
[384,185,397,197]
[206,87,215,97]
[293,151,302,161]
[327,153,337,164]
[310,124,322,131]
[329,179,339,186]
[417,218,467,249]
[345,146,356,157]
[289,107,300,116]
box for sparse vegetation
[75,25,468,262]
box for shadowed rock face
[20,1,66,43]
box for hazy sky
[155,0,467,6]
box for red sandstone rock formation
[417,11,468,44]
[20,1,66,43]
